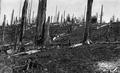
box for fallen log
[95,41,120,44]
[12,50,41,56]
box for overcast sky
[0,0,120,24]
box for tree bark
[83,0,93,44]
[10,9,14,25]
[35,0,47,46]
[19,0,28,43]
[44,16,51,46]
[28,0,33,24]
[2,15,6,44]
[100,5,103,24]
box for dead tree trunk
[19,0,22,19]
[61,15,63,23]
[35,0,47,46]
[44,16,51,46]
[100,5,103,24]
[28,0,33,24]
[57,11,60,23]
[10,9,14,25]
[19,0,28,43]
[83,0,93,44]
[54,6,58,23]
[32,11,34,23]
[2,15,6,44]
[50,16,53,23]
[63,10,66,23]
[27,0,32,24]
[83,6,86,23]
[14,25,18,50]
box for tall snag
[63,10,66,23]
[50,16,53,23]
[83,0,93,44]
[19,0,22,19]
[100,5,103,24]
[57,11,60,23]
[35,0,47,46]
[10,9,14,25]
[2,15,6,44]
[61,14,63,23]
[27,0,32,24]
[54,6,58,22]
[32,11,34,23]
[19,0,28,43]
[44,16,51,46]
[83,6,86,23]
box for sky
[0,0,120,24]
